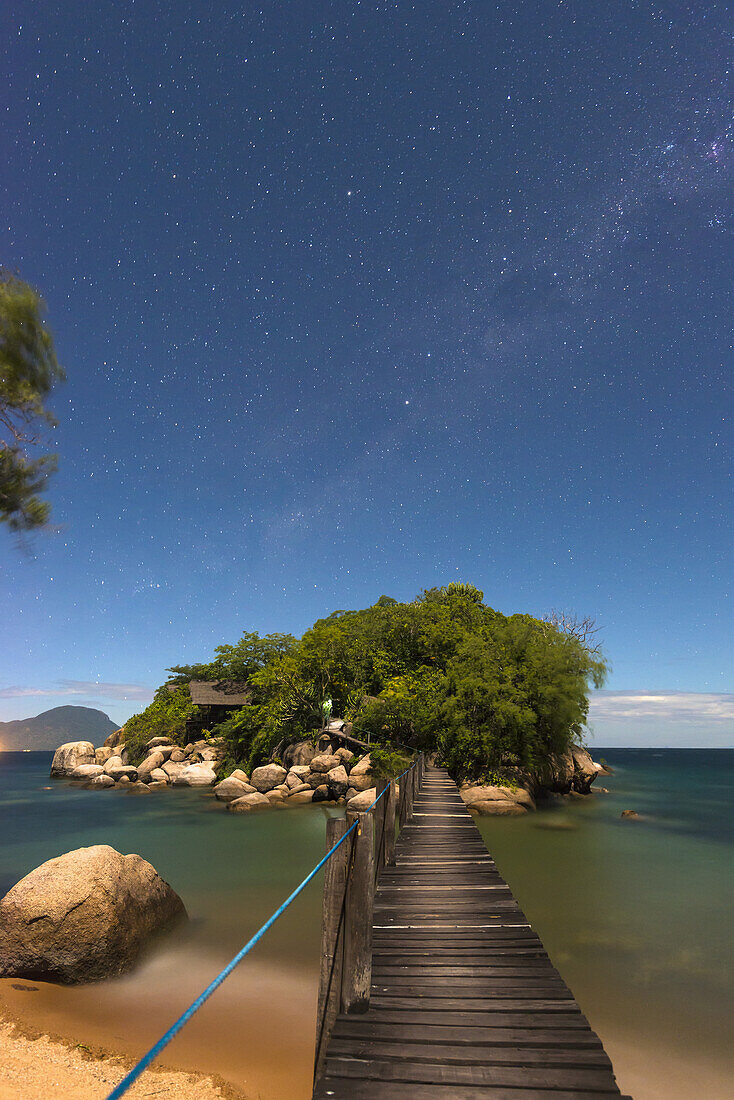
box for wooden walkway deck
[314,765,630,1099]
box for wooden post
[406,763,414,821]
[383,779,397,866]
[341,811,374,1013]
[398,770,407,829]
[374,779,388,878]
[313,817,349,1087]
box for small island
[50,584,608,815]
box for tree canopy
[127,584,607,780]
[0,271,64,532]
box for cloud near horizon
[589,690,734,723]
[0,680,154,703]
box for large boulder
[106,765,138,783]
[287,781,311,795]
[250,764,287,793]
[50,742,95,778]
[327,765,349,798]
[530,751,575,796]
[229,768,250,784]
[349,754,372,778]
[162,760,187,781]
[149,769,169,784]
[287,789,314,805]
[347,772,374,792]
[333,747,355,768]
[0,845,186,983]
[470,800,527,816]
[136,752,165,782]
[71,764,104,780]
[571,747,601,794]
[214,777,256,802]
[89,774,115,789]
[146,736,174,750]
[310,754,340,774]
[227,792,270,813]
[346,788,377,812]
[95,746,115,766]
[461,785,535,811]
[171,764,217,788]
[103,728,125,749]
[103,755,124,775]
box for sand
[0,1015,238,1100]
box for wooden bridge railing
[313,752,425,1087]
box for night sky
[1,2,732,742]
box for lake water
[0,748,732,1098]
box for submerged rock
[462,784,535,811]
[621,810,641,820]
[0,845,186,984]
[469,799,527,816]
[287,789,314,805]
[227,792,270,813]
[50,742,95,778]
[89,774,115,789]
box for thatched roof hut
[188,680,251,707]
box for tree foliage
[127,584,607,779]
[0,272,65,532]
[123,684,195,764]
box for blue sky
[1,3,731,744]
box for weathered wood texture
[341,810,375,1014]
[314,765,628,1099]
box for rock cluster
[51,733,379,814]
[50,732,224,794]
[459,745,605,816]
[219,745,378,814]
[51,728,604,819]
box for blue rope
[106,816,358,1099]
[106,755,421,1099]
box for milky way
[1,1,731,723]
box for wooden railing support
[374,779,388,878]
[341,810,374,1013]
[383,779,397,866]
[398,769,408,828]
[313,817,349,1087]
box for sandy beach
[0,1014,238,1100]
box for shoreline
[0,1004,245,1100]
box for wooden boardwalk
[314,765,630,1099]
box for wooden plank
[322,1056,621,1090]
[331,1021,605,1047]
[316,1081,623,1100]
[327,1037,613,1067]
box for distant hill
[0,706,118,751]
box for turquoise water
[0,749,732,1098]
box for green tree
[0,272,64,532]
[123,684,195,764]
